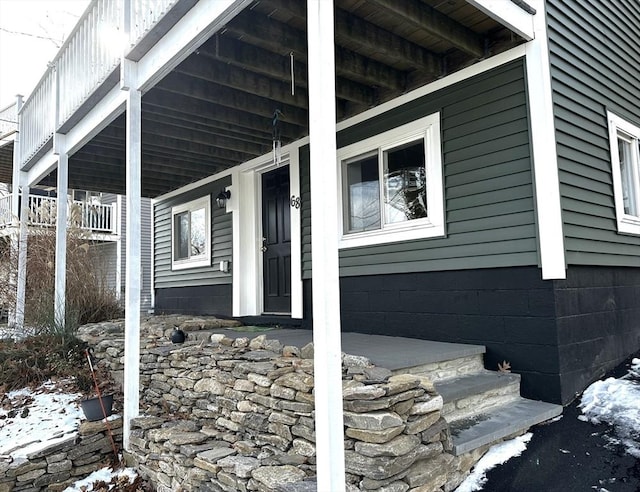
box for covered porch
[5,0,551,488]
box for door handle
[261,237,268,253]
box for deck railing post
[307,1,346,490]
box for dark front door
[262,166,291,314]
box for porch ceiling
[38,0,526,198]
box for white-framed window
[607,111,640,235]
[171,195,211,270]
[338,113,445,248]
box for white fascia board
[136,0,253,93]
[25,150,58,187]
[525,0,566,279]
[467,0,535,41]
[65,85,126,156]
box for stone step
[449,398,563,456]
[391,352,485,383]
[436,370,522,423]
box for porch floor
[205,327,485,371]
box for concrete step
[436,370,522,423]
[392,352,486,383]
[449,398,563,456]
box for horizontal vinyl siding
[140,198,153,311]
[548,0,640,266]
[154,177,232,289]
[302,59,538,278]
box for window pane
[384,140,427,224]
[346,154,380,232]
[175,212,190,260]
[190,207,206,256]
[618,137,638,216]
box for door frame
[232,145,303,318]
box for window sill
[171,257,211,271]
[339,221,445,249]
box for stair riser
[392,354,484,382]
[442,381,521,423]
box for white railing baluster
[18,0,185,169]
[0,195,12,227]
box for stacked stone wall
[78,317,489,491]
[0,419,122,492]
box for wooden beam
[198,35,376,105]
[142,119,268,155]
[97,124,258,162]
[143,89,304,140]
[224,9,406,90]
[175,54,310,109]
[266,0,442,74]
[157,72,309,127]
[143,110,272,147]
[368,0,485,58]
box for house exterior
[5,0,640,485]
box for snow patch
[455,433,533,492]
[579,358,640,458]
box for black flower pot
[171,329,186,343]
[80,394,114,421]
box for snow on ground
[454,433,533,492]
[0,380,138,491]
[578,358,640,458]
[0,380,83,457]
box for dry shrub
[0,224,123,334]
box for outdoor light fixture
[216,189,231,208]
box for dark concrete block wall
[155,284,232,316]
[323,267,563,403]
[554,266,640,404]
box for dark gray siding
[547,0,640,266]
[154,177,232,289]
[115,194,153,312]
[301,59,538,279]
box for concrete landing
[204,327,485,371]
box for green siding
[301,60,538,279]
[154,177,232,288]
[548,0,640,266]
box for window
[339,113,444,248]
[171,196,211,270]
[608,111,640,235]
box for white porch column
[14,183,29,330]
[122,59,142,450]
[54,138,69,329]
[11,94,24,329]
[307,1,346,490]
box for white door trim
[232,149,303,318]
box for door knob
[261,237,268,252]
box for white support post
[307,1,346,490]
[122,59,142,450]
[54,137,69,329]
[10,94,24,329]
[15,183,29,331]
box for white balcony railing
[0,195,12,227]
[0,194,116,234]
[18,0,188,168]
[0,103,17,138]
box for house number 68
[290,195,301,209]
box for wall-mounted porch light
[216,189,231,209]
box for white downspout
[307,1,346,490]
